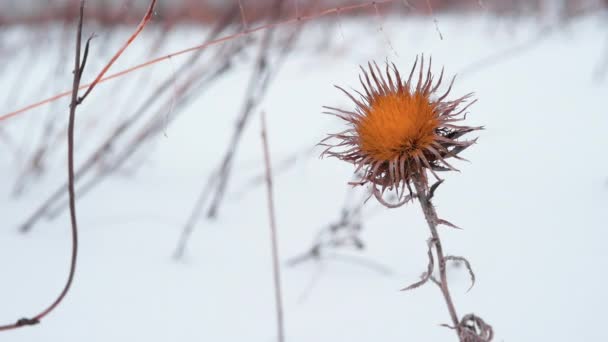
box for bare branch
[1,0,400,122]
[261,111,286,342]
[0,0,88,331]
[78,0,157,103]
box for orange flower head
[321,56,481,204]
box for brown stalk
[261,111,286,342]
[409,175,491,341]
[77,0,157,103]
[411,173,460,337]
[0,1,88,331]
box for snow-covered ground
[1,12,608,341]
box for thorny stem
[412,174,460,338]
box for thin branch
[45,40,241,227]
[38,36,241,235]
[18,0,202,234]
[401,238,435,291]
[261,111,286,342]
[425,0,443,40]
[0,0,399,122]
[78,0,157,103]
[171,5,287,256]
[0,1,87,331]
[205,0,295,219]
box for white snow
[1,12,607,341]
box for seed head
[321,56,481,203]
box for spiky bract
[321,56,480,204]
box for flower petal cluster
[321,56,480,202]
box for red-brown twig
[16,0,167,234]
[1,1,156,330]
[0,1,88,331]
[261,111,285,342]
[0,0,397,123]
[19,18,240,234]
[77,0,157,103]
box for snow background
[1,11,608,342]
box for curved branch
[445,255,476,292]
[401,238,435,291]
[373,185,413,208]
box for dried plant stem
[0,1,88,331]
[78,0,157,103]
[0,0,398,123]
[412,174,460,338]
[206,0,292,219]
[172,10,284,257]
[18,0,180,234]
[261,111,285,342]
[173,169,217,259]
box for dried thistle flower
[321,56,481,204]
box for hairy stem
[412,174,460,338]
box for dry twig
[0,1,90,331]
[261,111,286,342]
[19,4,235,233]
[412,174,461,336]
[0,0,400,123]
